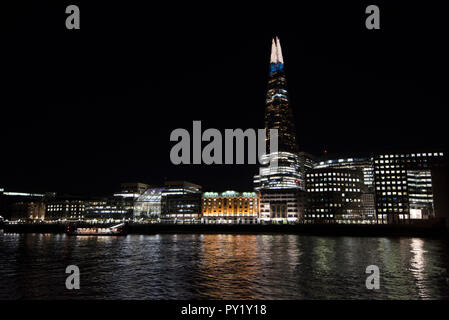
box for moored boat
[66,223,127,236]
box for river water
[1,232,449,299]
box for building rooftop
[203,191,257,197]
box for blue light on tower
[270,62,284,75]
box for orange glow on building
[201,191,259,223]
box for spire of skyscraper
[270,36,285,64]
[265,36,297,152]
[270,38,277,63]
[275,37,284,64]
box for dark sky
[1,1,447,195]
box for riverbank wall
[1,220,447,237]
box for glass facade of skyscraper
[254,37,303,192]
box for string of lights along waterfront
[0,37,447,226]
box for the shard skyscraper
[254,37,302,190]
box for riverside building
[133,187,164,221]
[313,157,375,221]
[258,189,306,223]
[10,201,46,221]
[161,181,202,223]
[201,191,259,224]
[314,157,374,189]
[0,188,45,221]
[84,198,133,222]
[45,197,86,221]
[305,168,364,223]
[373,150,446,223]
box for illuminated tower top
[270,37,284,64]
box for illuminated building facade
[314,157,375,221]
[314,157,374,189]
[45,198,86,221]
[201,191,259,224]
[161,181,202,223]
[254,37,302,191]
[133,188,164,221]
[259,189,306,223]
[84,199,133,222]
[305,168,365,223]
[374,151,445,224]
[254,152,302,190]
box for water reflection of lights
[198,234,264,299]
[410,238,425,276]
[312,237,335,274]
[410,238,429,299]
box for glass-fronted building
[161,181,202,223]
[133,188,164,221]
[373,151,445,223]
[255,152,302,190]
[313,157,375,222]
[305,168,365,223]
[314,157,374,189]
[84,199,133,222]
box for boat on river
[65,223,127,236]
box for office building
[314,156,375,221]
[84,198,133,222]
[305,168,365,223]
[314,157,374,189]
[374,150,445,223]
[259,189,306,223]
[161,181,202,223]
[45,197,86,221]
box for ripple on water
[1,233,449,299]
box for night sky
[1,1,447,195]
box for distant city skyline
[3,2,449,306]
[2,4,447,195]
